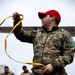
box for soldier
[1,66,14,75]
[20,65,31,75]
[12,9,75,75]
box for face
[23,68,27,72]
[41,15,52,29]
[4,68,9,73]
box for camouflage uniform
[20,71,31,75]
[1,72,14,75]
[13,21,75,75]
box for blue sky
[0,0,75,75]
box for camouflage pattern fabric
[20,71,31,75]
[13,21,75,75]
[1,72,14,75]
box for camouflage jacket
[1,72,14,75]
[13,21,75,75]
[20,71,31,75]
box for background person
[20,65,31,75]
[1,66,14,75]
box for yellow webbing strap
[0,15,45,67]
[0,16,12,26]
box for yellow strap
[0,15,45,67]
[0,16,12,26]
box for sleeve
[20,73,23,75]
[12,73,15,75]
[51,31,75,70]
[13,20,37,43]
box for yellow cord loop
[0,16,12,26]
[0,15,45,67]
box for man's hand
[12,12,20,21]
[42,64,53,74]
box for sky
[0,0,75,75]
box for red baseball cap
[38,9,61,24]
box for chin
[42,26,48,30]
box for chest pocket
[50,33,63,48]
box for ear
[51,16,55,21]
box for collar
[42,26,59,33]
[24,70,29,73]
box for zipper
[41,33,49,64]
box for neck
[24,70,28,73]
[47,23,57,31]
[5,72,9,74]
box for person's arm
[51,31,75,70]
[13,12,36,43]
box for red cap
[38,9,61,23]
